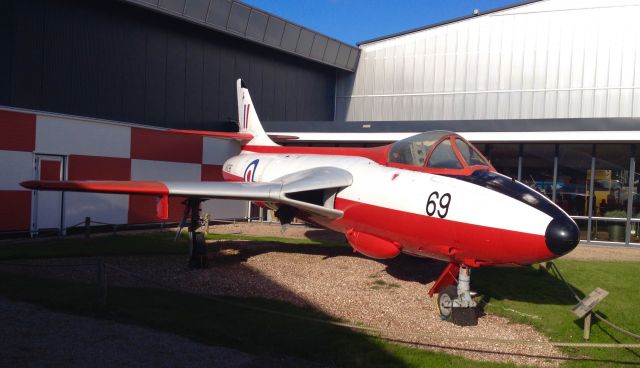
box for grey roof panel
[323,39,339,63]
[347,48,359,70]
[310,34,328,60]
[184,0,209,21]
[296,28,314,56]
[227,2,250,34]
[335,44,350,68]
[119,0,358,71]
[158,0,185,13]
[206,0,231,28]
[246,9,268,40]
[263,16,285,46]
[281,23,301,51]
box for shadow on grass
[0,269,412,368]
[474,265,584,306]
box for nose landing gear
[432,263,478,326]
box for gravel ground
[562,243,640,262]
[9,223,638,366]
[1,222,577,367]
[0,296,322,368]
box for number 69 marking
[426,191,452,219]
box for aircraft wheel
[436,285,457,321]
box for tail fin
[237,79,278,147]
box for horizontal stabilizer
[169,129,254,143]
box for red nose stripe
[20,180,170,196]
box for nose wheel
[436,285,457,320]
[432,264,478,326]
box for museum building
[2,0,640,246]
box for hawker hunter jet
[22,79,580,323]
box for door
[32,155,65,234]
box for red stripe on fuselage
[330,197,554,266]
[242,145,390,164]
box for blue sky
[242,0,520,45]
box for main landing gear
[176,198,207,268]
[430,263,478,326]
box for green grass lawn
[0,231,347,260]
[1,232,639,366]
[475,260,640,367]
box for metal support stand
[185,199,207,269]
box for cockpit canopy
[387,131,491,172]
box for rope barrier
[0,261,98,268]
[2,257,639,355]
[103,263,640,351]
[548,262,640,340]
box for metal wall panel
[207,0,231,28]
[263,17,285,46]
[227,1,250,34]
[123,0,359,71]
[4,0,336,130]
[296,29,314,56]
[246,9,268,40]
[281,23,301,52]
[184,0,209,21]
[310,35,328,60]
[0,1,12,105]
[337,0,640,122]
[159,0,185,13]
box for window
[486,144,519,179]
[428,139,462,169]
[388,131,450,167]
[455,138,489,166]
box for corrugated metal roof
[357,0,542,46]
[119,0,360,71]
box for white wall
[337,0,640,121]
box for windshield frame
[386,132,494,175]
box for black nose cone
[545,218,580,256]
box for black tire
[436,285,458,321]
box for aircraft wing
[21,167,352,220]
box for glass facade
[478,143,639,245]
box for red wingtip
[20,180,38,190]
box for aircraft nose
[545,217,580,256]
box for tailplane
[237,79,278,147]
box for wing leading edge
[20,167,352,221]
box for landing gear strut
[433,264,478,326]
[176,198,207,268]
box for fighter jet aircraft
[22,79,580,324]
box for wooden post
[583,312,592,340]
[84,217,91,242]
[572,288,608,341]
